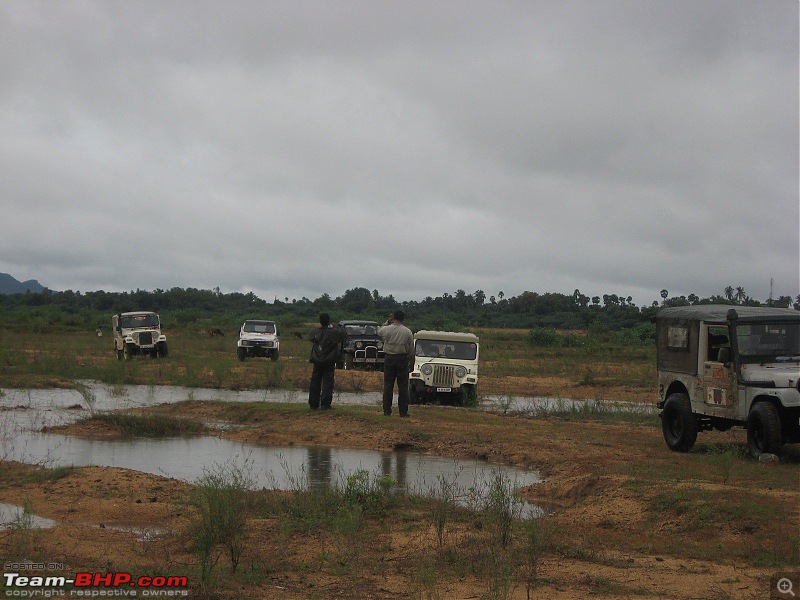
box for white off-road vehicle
[112,311,168,359]
[237,320,280,361]
[655,305,800,457]
[409,330,479,405]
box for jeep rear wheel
[661,393,698,452]
[747,401,782,457]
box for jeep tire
[409,384,420,405]
[661,393,698,452]
[747,401,782,457]
[237,347,247,361]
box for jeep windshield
[243,321,275,334]
[345,325,378,336]
[120,314,159,328]
[736,322,800,363]
[415,340,478,360]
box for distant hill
[0,273,46,294]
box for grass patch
[87,412,205,437]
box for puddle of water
[0,502,56,530]
[1,431,543,517]
[0,381,655,421]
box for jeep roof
[656,305,800,324]
[413,330,479,343]
[340,320,380,326]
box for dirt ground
[0,396,797,599]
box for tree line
[0,285,796,334]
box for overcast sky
[1,1,797,307]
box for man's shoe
[321,405,333,411]
[400,413,410,418]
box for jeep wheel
[661,393,698,452]
[409,384,420,405]
[123,343,135,360]
[747,401,782,457]
[271,350,279,361]
[116,348,124,360]
[237,347,247,361]
[461,384,478,407]
[157,342,168,358]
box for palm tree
[735,287,746,304]
[724,286,734,302]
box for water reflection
[1,430,542,516]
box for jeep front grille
[432,365,455,387]
[137,331,153,345]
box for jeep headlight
[421,364,433,376]
[356,341,363,349]
[455,366,467,378]
[377,341,383,349]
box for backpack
[310,328,341,366]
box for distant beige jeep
[655,305,799,457]
[409,330,479,405]
[112,311,168,359]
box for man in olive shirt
[377,310,415,417]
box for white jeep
[112,312,168,359]
[237,320,280,361]
[655,305,800,457]
[409,330,479,405]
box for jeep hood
[240,332,277,341]
[740,363,800,389]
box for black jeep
[338,320,385,369]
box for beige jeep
[112,311,168,359]
[409,330,479,405]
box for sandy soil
[0,398,797,599]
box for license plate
[140,345,155,349]
[436,387,452,392]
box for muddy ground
[0,396,798,599]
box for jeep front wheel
[661,393,698,452]
[237,347,247,361]
[747,401,782,457]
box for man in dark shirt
[308,313,346,410]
